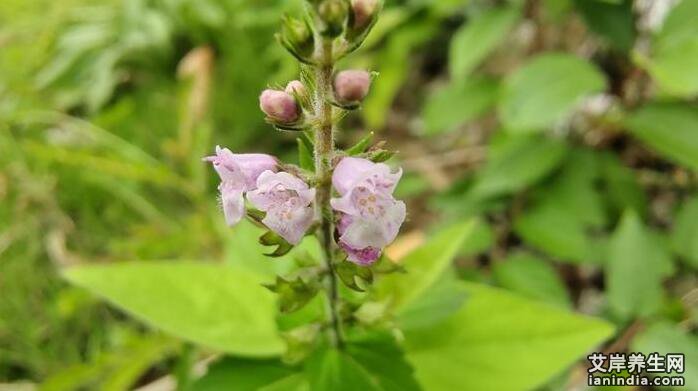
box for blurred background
[1,0,697,389]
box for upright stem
[314,39,343,348]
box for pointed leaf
[500,53,606,132]
[405,282,615,391]
[63,262,284,356]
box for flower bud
[285,80,306,97]
[259,89,299,123]
[334,70,371,103]
[279,16,314,61]
[351,0,378,29]
[318,0,347,37]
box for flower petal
[220,184,245,226]
[262,205,314,245]
[332,157,377,195]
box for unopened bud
[318,0,347,37]
[351,0,378,29]
[334,70,371,103]
[259,89,299,123]
[285,80,306,97]
[280,16,314,61]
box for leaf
[639,0,698,97]
[405,282,615,391]
[514,202,594,264]
[606,211,673,320]
[222,219,320,279]
[305,334,420,391]
[449,6,521,80]
[344,334,422,391]
[599,152,647,217]
[573,0,635,52]
[492,252,571,307]
[397,277,468,330]
[671,196,698,268]
[499,53,606,132]
[297,137,315,171]
[625,103,698,171]
[469,133,567,199]
[63,262,284,356]
[305,349,380,391]
[189,358,297,391]
[631,322,698,389]
[421,77,499,135]
[376,220,477,311]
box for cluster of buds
[278,0,382,64]
[260,70,374,128]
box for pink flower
[204,146,277,226]
[330,157,406,265]
[247,171,316,245]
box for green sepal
[346,131,374,155]
[259,230,294,257]
[365,148,396,162]
[263,275,320,313]
[335,260,374,292]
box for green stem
[313,39,343,348]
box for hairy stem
[314,39,343,348]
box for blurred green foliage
[1,0,697,389]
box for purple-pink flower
[204,146,277,226]
[247,171,316,245]
[330,157,405,265]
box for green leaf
[297,137,315,171]
[376,220,477,311]
[306,334,420,391]
[671,196,698,268]
[514,202,594,264]
[222,219,320,279]
[640,0,698,97]
[499,53,606,132]
[599,152,647,217]
[469,133,567,199]
[632,322,698,389]
[606,211,673,320]
[344,334,422,391]
[492,252,571,308]
[405,282,615,391]
[421,77,498,135]
[305,349,380,391]
[449,6,521,80]
[574,0,635,52]
[63,262,284,356]
[189,358,298,391]
[625,103,698,171]
[397,277,468,330]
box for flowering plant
[61,0,623,389]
